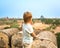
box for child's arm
[31,32,37,39]
[31,32,40,40]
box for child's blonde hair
[23,11,32,23]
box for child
[22,11,37,48]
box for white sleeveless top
[22,23,33,44]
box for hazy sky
[0,0,60,18]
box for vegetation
[0,18,19,29]
[40,18,60,31]
[41,18,60,25]
[45,24,56,31]
[0,19,16,25]
[10,23,19,28]
[56,33,60,48]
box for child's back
[22,11,37,48]
[22,23,33,44]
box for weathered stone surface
[0,28,19,48]
[11,31,22,48]
[32,31,57,48]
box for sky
[0,0,60,18]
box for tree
[40,15,45,23]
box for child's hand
[34,36,40,40]
[35,37,40,40]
